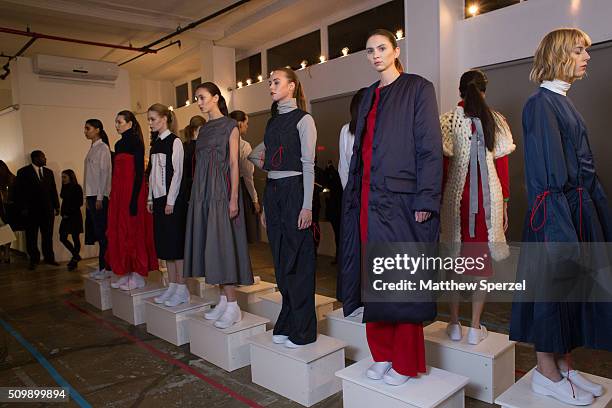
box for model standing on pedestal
[83,119,112,280]
[229,110,261,243]
[440,70,515,345]
[249,68,318,348]
[146,104,190,307]
[340,29,442,385]
[107,110,158,290]
[59,169,83,271]
[183,82,253,329]
[510,28,611,406]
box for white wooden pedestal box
[248,331,346,407]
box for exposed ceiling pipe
[0,37,37,80]
[120,40,181,66]
[119,0,251,66]
[0,26,157,54]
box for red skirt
[106,153,158,276]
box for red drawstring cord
[566,354,575,398]
[530,191,550,232]
[271,146,283,168]
[311,222,320,244]
[577,187,584,241]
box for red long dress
[106,152,158,276]
[360,87,426,377]
[442,102,510,276]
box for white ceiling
[0,0,369,81]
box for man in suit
[15,150,60,269]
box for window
[190,77,202,101]
[235,53,262,85]
[328,0,404,60]
[267,30,321,71]
[175,83,188,108]
[464,0,522,18]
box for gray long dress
[183,116,254,285]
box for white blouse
[338,123,354,189]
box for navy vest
[263,109,308,172]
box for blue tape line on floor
[0,317,92,408]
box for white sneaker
[111,274,129,288]
[366,362,392,380]
[284,339,305,349]
[446,321,463,341]
[272,335,289,344]
[204,295,227,320]
[164,284,189,307]
[383,368,411,386]
[467,325,488,345]
[532,369,594,406]
[214,302,242,329]
[562,370,604,397]
[348,307,364,318]
[120,273,145,291]
[155,283,177,304]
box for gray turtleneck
[249,98,317,210]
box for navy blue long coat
[339,73,443,323]
[510,87,612,352]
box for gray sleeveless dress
[183,116,254,285]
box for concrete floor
[0,243,610,408]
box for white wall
[0,106,25,171]
[0,79,12,109]
[232,40,404,114]
[6,56,131,261]
[458,0,612,72]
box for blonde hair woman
[510,28,611,405]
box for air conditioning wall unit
[32,54,119,82]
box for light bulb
[246,78,252,85]
[300,60,307,69]
[395,29,404,40]
[257,75,263,82]
[468,4,479,16]
[341,47,349,57]
[185,100,190,106]
[319,55,326,63]
[237,81,243,88]
[169,106,174,111]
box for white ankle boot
[467,325,488,345]
[532,369,594,405]
[111,274,129,288]
[446,321,463,341]
[366,362,392,380]
[273,335,289,344]
[120,273,145,291]
[164,284,189,307]
[383,368,411,386]
[214,301,242,329]
[204,295,227,320]
[155,283,177,304]
[561,370,604,397]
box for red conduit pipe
[0,26,156,54]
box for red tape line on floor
[63,299,265,408]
